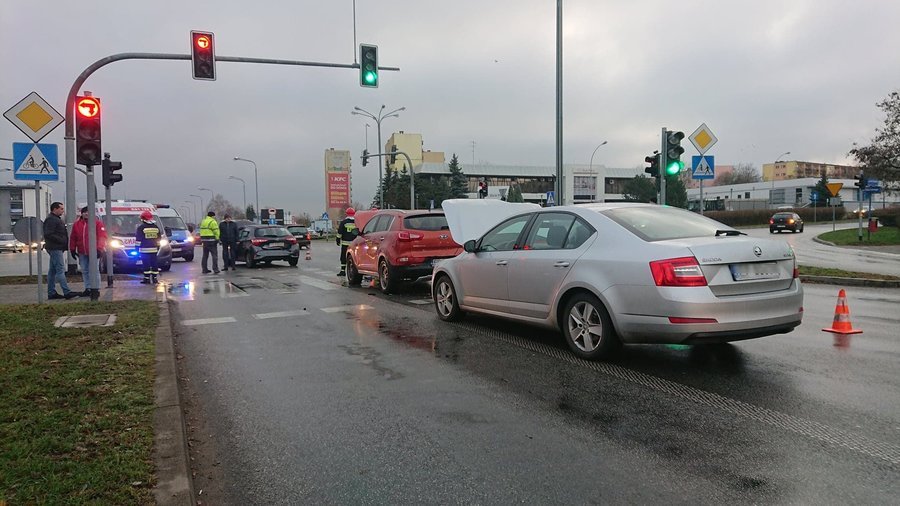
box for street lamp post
[189,194,204,218]
[198,187,214,213]
[352,105,404,208]
[233,157,260,223]
[184,200,197,224]
[228,176,247,212]
[589,140,608,202]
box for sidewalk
[0,277,162,304]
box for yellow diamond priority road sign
[689,123,718,155]
[3,92,64,143]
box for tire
[183,254,194,262]
[799,225,804,233]
[562,293,620,360]
[288,258,298,267]
[433,275,464,321]
[161,263,171,272]
[378,258,398,294]
[769,229,775,234]
[245,251,256,268]
[346,255,362,286]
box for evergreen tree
[448,154,469,198]
[812,171,830,207]
[622,176,657,202]
[507,182,525,202]
[665,175,689,208]
[245,204,257,222]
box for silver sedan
[432,203,804,360]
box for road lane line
[253,309,310,320]
[298,275,338,291]
[320,304,374,313]
[182,317,237,326]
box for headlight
[160,239,169,247]
[109,239,124,248]
[186,236,195,243]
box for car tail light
[787,218,795,224]
[398,231,424,241]
[649,256,708,287]
[251,238,267,246]
[769,218,774,224]
[286,236,297,244]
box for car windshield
[0,234,14,241]
[603,206,731,242]
[105,215,150,236]
[404,214,449,231]
[160,216,187,230]
[255,227,290,238]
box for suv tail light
[251,238,267,246]
[769,218,774,224]
[649,256,708,287]
[285,236,297,244]
[398,231,424,241]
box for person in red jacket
[69,206,108,297]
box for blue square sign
[12,142,59,181]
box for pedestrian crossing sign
[545,191,555,206]
[691,155,714,180]
[12,142,59,181]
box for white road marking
[253,309,310,320]
[298,275,338,291]
[320,304,374,313]
[182,317,237,326]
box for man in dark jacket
[43,201,77,299]
[219,214,239,271]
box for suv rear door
[394,213,461,267]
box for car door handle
[496,260,508,266]
[554,261,570,268]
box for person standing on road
[219,213,238,271]
[69,206,107,297]
[199,211,220,274]
[336,207,358,276]
[136,211,162,284]
[43,201,78,299]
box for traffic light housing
[361,149,369,167]
[75,96,102,166]
[664,131,685,176]
[854,173,867,189]
[359,44,378,88]
[389,145,398,165]
[644,152,660,177]
[101,155,123,187]
[191,31,216,81]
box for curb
[152,290,196,505]
[812,236,837,247]
[799,275,900,289]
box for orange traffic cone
[821,289,862,335]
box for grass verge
[798,265,900,281]
[818,226,900,246]
[0,300,157,504]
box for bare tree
[715,163,761,185]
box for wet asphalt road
[166,241,900,504]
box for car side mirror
[164,227,172,236]
[464,239,477,253]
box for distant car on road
[769,212,804,233]
[155,207,194,262]
[346,210,462,293]
[286,225,311,249]
[0,233,26,252]
[433,203,803,360]
[236,224,300,267]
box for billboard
[327,172,350,208]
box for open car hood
[442,199,541,245]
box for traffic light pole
[363,151,416,209]
[105,185,114,287]
[63,51,401,257]
[659,127,667,206]
[86,166,100,301]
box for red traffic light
[77,97,100,118]
[195,35,210,49]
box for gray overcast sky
[2,0,899,217]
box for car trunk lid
[395,213,462,264]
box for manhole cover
[54,314,117,328]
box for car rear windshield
[403,214,448,231]
[603,207,732,242]
[254,227,290,238]
[287,226,307,234]
[773,213,793,219]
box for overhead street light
[189,194,204,217]
[228,176,247,212]
[233,157,260,223]
[589,140,608,202]
[352,105,405,208]
[198,187,214,213]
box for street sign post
[12,142,59,181]
[3,92,64,143]
[691,155,715,215]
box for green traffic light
[364,71,377,84]
[665,160,683,175]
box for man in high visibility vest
[336,207,358,276]
[199,211,221,274]
[136,211,162,284]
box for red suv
[346,210,462,293]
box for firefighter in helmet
[136,210,162,284]
[336,207,358,276]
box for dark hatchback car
[769,212,804,233]
[236,225,300,267]
[286,225,312,249]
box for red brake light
[668,317,718,324]
[251,238,266,246]
[286,236,297,244]
[649,256,708,287]
[398,231,424,241]
[769,218,774,224]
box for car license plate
[136,260,143,265]
[266,242,284,249]
[730,262,779,281]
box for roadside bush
[871,207,900,227]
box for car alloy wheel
[434,275,463,321]
[346,256,362,286]
[378,258,396,294]
[563,293,619,360]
